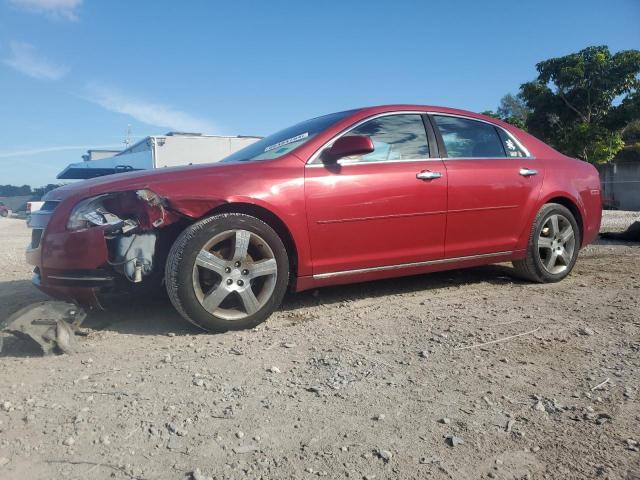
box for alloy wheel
[192,229,277,320]
[537,214,576,274]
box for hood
[45,161,240,201]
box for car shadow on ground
[97,264,530,332]
[91,264,524,334]
[1,263,524,358]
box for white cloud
[84,83,216,134]
[0,145,119,159]
[8,0,82,20]
[3,41,68,80]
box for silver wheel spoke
[233,230,251,261]
[238,288,260,314]
[202,285,231,312]
[537,213,575,275]
[196,250,227,275]
[548,215,559,235]
[538,236,553,249]
[559,226,574,244]
[192,228,278,321]
[248,259,277,279]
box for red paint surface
[28,105,602,306]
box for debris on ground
[1,301,86,355]
[0,213,638,479]
[446,436,464,447]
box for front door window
[339,114,430,162]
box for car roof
[355,104,494,121]
[292,104,559,161]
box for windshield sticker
[505,138,517,150]
[264,132,309,152]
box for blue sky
[1,0,639,186]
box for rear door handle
[416,171,443,181]
[519,168,538,177]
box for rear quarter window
[496,128,529,157]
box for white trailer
[57,132,261,180]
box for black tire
[165,213,289,332]
[513,203,581,283]
[0,210,7,218]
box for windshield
[222,109,358,163]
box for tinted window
[340,114,429,162]
[496,128,528,157]
[433,115,505,158]
[222,109,358,163]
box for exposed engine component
[136,189,165,207]
[67,189,168,284]
[85,209,138,234]
[109,233,157,283]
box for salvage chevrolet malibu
[27,105,602,332]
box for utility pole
[123,124,132,149]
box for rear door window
[433,115,506,158]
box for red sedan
[27,105,602,332]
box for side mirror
[324,135,374,163]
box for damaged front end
[28,189,187,309]
[13,190,188,354]
[65,189,175,284]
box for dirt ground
[0,213,638,480]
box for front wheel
[165,213,289,332]
[513,203,581,283]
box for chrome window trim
[306,111,433,165]
[313,251,513,279]
[430,112,533,159]
[305,110,533,166]
[305,157,442,168]
[438,156,534,161]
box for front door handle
[519,167,538,177]
[416,171,443,181]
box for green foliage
[497,93,530,129]
[31,184,63,199]
[0,183,63,198]
[622,119,640,145]
[483,94,530,130]
[519,45,640,164]
[0,184,32,196]
[615,143,640,162]
[480,110,501,119]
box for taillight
[26,202,32,214]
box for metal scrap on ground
[1,301,86,355]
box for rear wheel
[165,213,289,332]
[513,203,580,283]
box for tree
[497,93,530,129]
[520,46,640,164]
[483,93,530,129]
[0,184,32,196]
[622,119,640,145]
[0,184,63,198]
[31,184,63,200]
[481,110,501,119]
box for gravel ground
[599,210,640,234]
[0,214,639,480]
